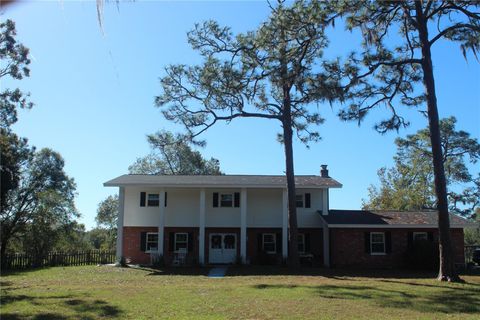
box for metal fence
[1,250,116,271]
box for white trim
[116,187,125,261]
[240,188,247,264]
[322,189,329,215]
[105,183,342,189]
[145,232,159,253]
[158,188,165,256]
[199,189,206,265]
[370,232,385,255]
[147,193,160,207]
[262,233,276,254]
[322,224,330,267]
[327,224,466,229]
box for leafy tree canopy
[128,131,222,175]
[363,117,480,217]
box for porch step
[208,266,228,278]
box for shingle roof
[104,174,342,188]
[323,210,472,228]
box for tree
[364,117,480,216]
[95,194,119,250]
[129,131,222,175]
[155,1,341,267]
[0,19,33,130]
[0,148,78,264]
[334,0,480,281]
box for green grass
[1,266,479,320]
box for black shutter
[140,232,146,252]
[365,232,371,254]
[428,231,434,241]
[305,193,311,208]
[385,232,392,254]
[188,233,193,253]
[164,192,167,207]
[213,193,219,207]
[305,233,311,253]
[140,192,146,207]
[276,233,282,254]
[257,233,263,253]
[169,233,175,252]
[234,192,240,207]
[407,232,413,250]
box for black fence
[1,250,116,271]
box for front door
[209,233,237,264]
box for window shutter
[257,234,263,253]
[140,192,146,207]
[385,232,392,254]
[364,232,371,254]
[213,193,219,207]
[276,233,282,254]
[140,232,146,252]
[188,233,194,253]
[234,192,240,207]
[164,192,167,207]
[428,232,434,241]
[169,233,175,252]
[305,233,311,253]
[305,193,311,208]
[407,232,413,250]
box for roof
[104,174,342,189]
[322,210,473,228]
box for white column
[323,224,330,267]
[158,188,165,256]
[240,188,247,264]
[282,188,288,259]
[199,188,206,265]
[322,188,329,215]
[116,187,125,261]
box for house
[104,166,469,268]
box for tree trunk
[414,1,460,282]
[282,111,300,269]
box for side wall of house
[330,228,465,268]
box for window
[370,232,385,255]
[174,233,188,252]
[295,194,304,208]
[262,233,276,254]
[146,233,158,252]
[220,193,233,207]
[298,234,305,253]
[413,232,428,241]
[147,193,159,207]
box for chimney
[320,165,329,178]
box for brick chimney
[320,165,329,178]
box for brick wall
[330,228,465,268]
[123,226,158,265]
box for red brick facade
[330,228,465,268]
[122,226,465,268]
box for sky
[3,1,480,230]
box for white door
[209,233,237,264]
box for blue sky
[4,1,479,230]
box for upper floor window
[213,192,240,208]
[147,193,160,207]
[370,232,385,255]
[295,193,311,208]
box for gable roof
[104,174,342,189]
[322,210,472,228]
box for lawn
[1,266,479,320]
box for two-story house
[104,166,469,268]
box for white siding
[123,186,327,228]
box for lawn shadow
[252,281,480,314]
[1,290,123,320]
